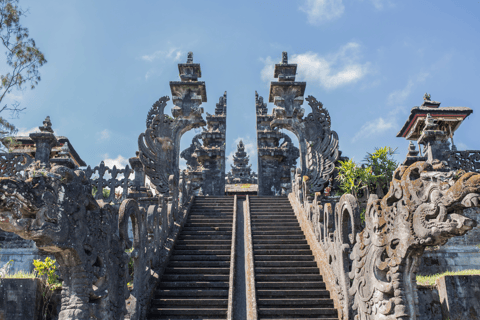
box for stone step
[168,260,230,268]
[256,289,331,298]
[257,298,334,307]
[170,255,230,261]
[158,281,229,289]
[255,274,323,281]
[255,267,320,274]
[178,235,232,240]
[253,239,308,244]
[253,249,312,255]
[153,298,228,307]
[254,255,314,261]
[175,240,231,245]
[255,281,325,289]
[175,245,232,250]
[165,267,230,274]
[161,274,229,281]
[253,235,305,240]
[180,231,232,236]
[252,231,304,235]
[253,244,311,250]
[148,308,227,317]
[254,261,317,267]
[172,249,231,255]
[257,308,338,317]
[155,289,228,297]
[252,226,300,231]
[251,217,298,221]
[182,227,233,231]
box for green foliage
[91,185,110,198]
[336,146,398,198]
[0,0,46,137]
[33,257,60,291]
[335,158,372,198]
[416,269,480,286]
[363,146,398,193]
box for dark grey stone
[437,275,480,319]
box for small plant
[125,248,134,288]
[33,257,61,320]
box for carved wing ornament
[138,96,175,194]
[304,96,339,193]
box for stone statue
[0,162,131,320]
[331,161,478,319]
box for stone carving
[256,91,300,195]
[226,139,257,184]
[193,92,227,195]
[0,162,130,320]
[267,52,339,193]
[138,52,206,196]
[0,153,33,178]
[291,160,480,320]
[288,94,479,319]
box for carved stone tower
[227,140,257,184]
[194,92,227,195]
[256,53,301,196]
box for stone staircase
[249,196,338,319]
[147,196,235,319]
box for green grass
[2,270,37,279]
[416,269,480,286]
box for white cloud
[368,0,394,10]
[226,137,257,171]
[16,127,38,136]
[102,154,129,169]
[141,46,184,80]
[299,0,345,25]
[98,129,110,142]
[141,47,183,63]
[387,72,429,106]
[352,72,428,142]
[260,42,370,90]
[456,142,468,150]
[352,117,395,142]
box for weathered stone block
[437,275,480,319]
[0,278,43,320]
[417,285,442,320]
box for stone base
[437,275,480,319]
[0,278,43,320]
[418,245,480,275]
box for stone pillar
[29,116,57,166]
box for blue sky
[3,0,480,172]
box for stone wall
[0,230,46,274]
[0,278,43,320]
[418,207,480,275]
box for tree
[363,146,398,194]
[0,0,46,137]
[335,146,398,198]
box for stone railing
[447,149,480,172]
[84,161,133,205]
[0,153,33,178]
[288,160,480,320]
[0,147,195,320]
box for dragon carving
[0,161,139,320]
[330,161,479,319]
